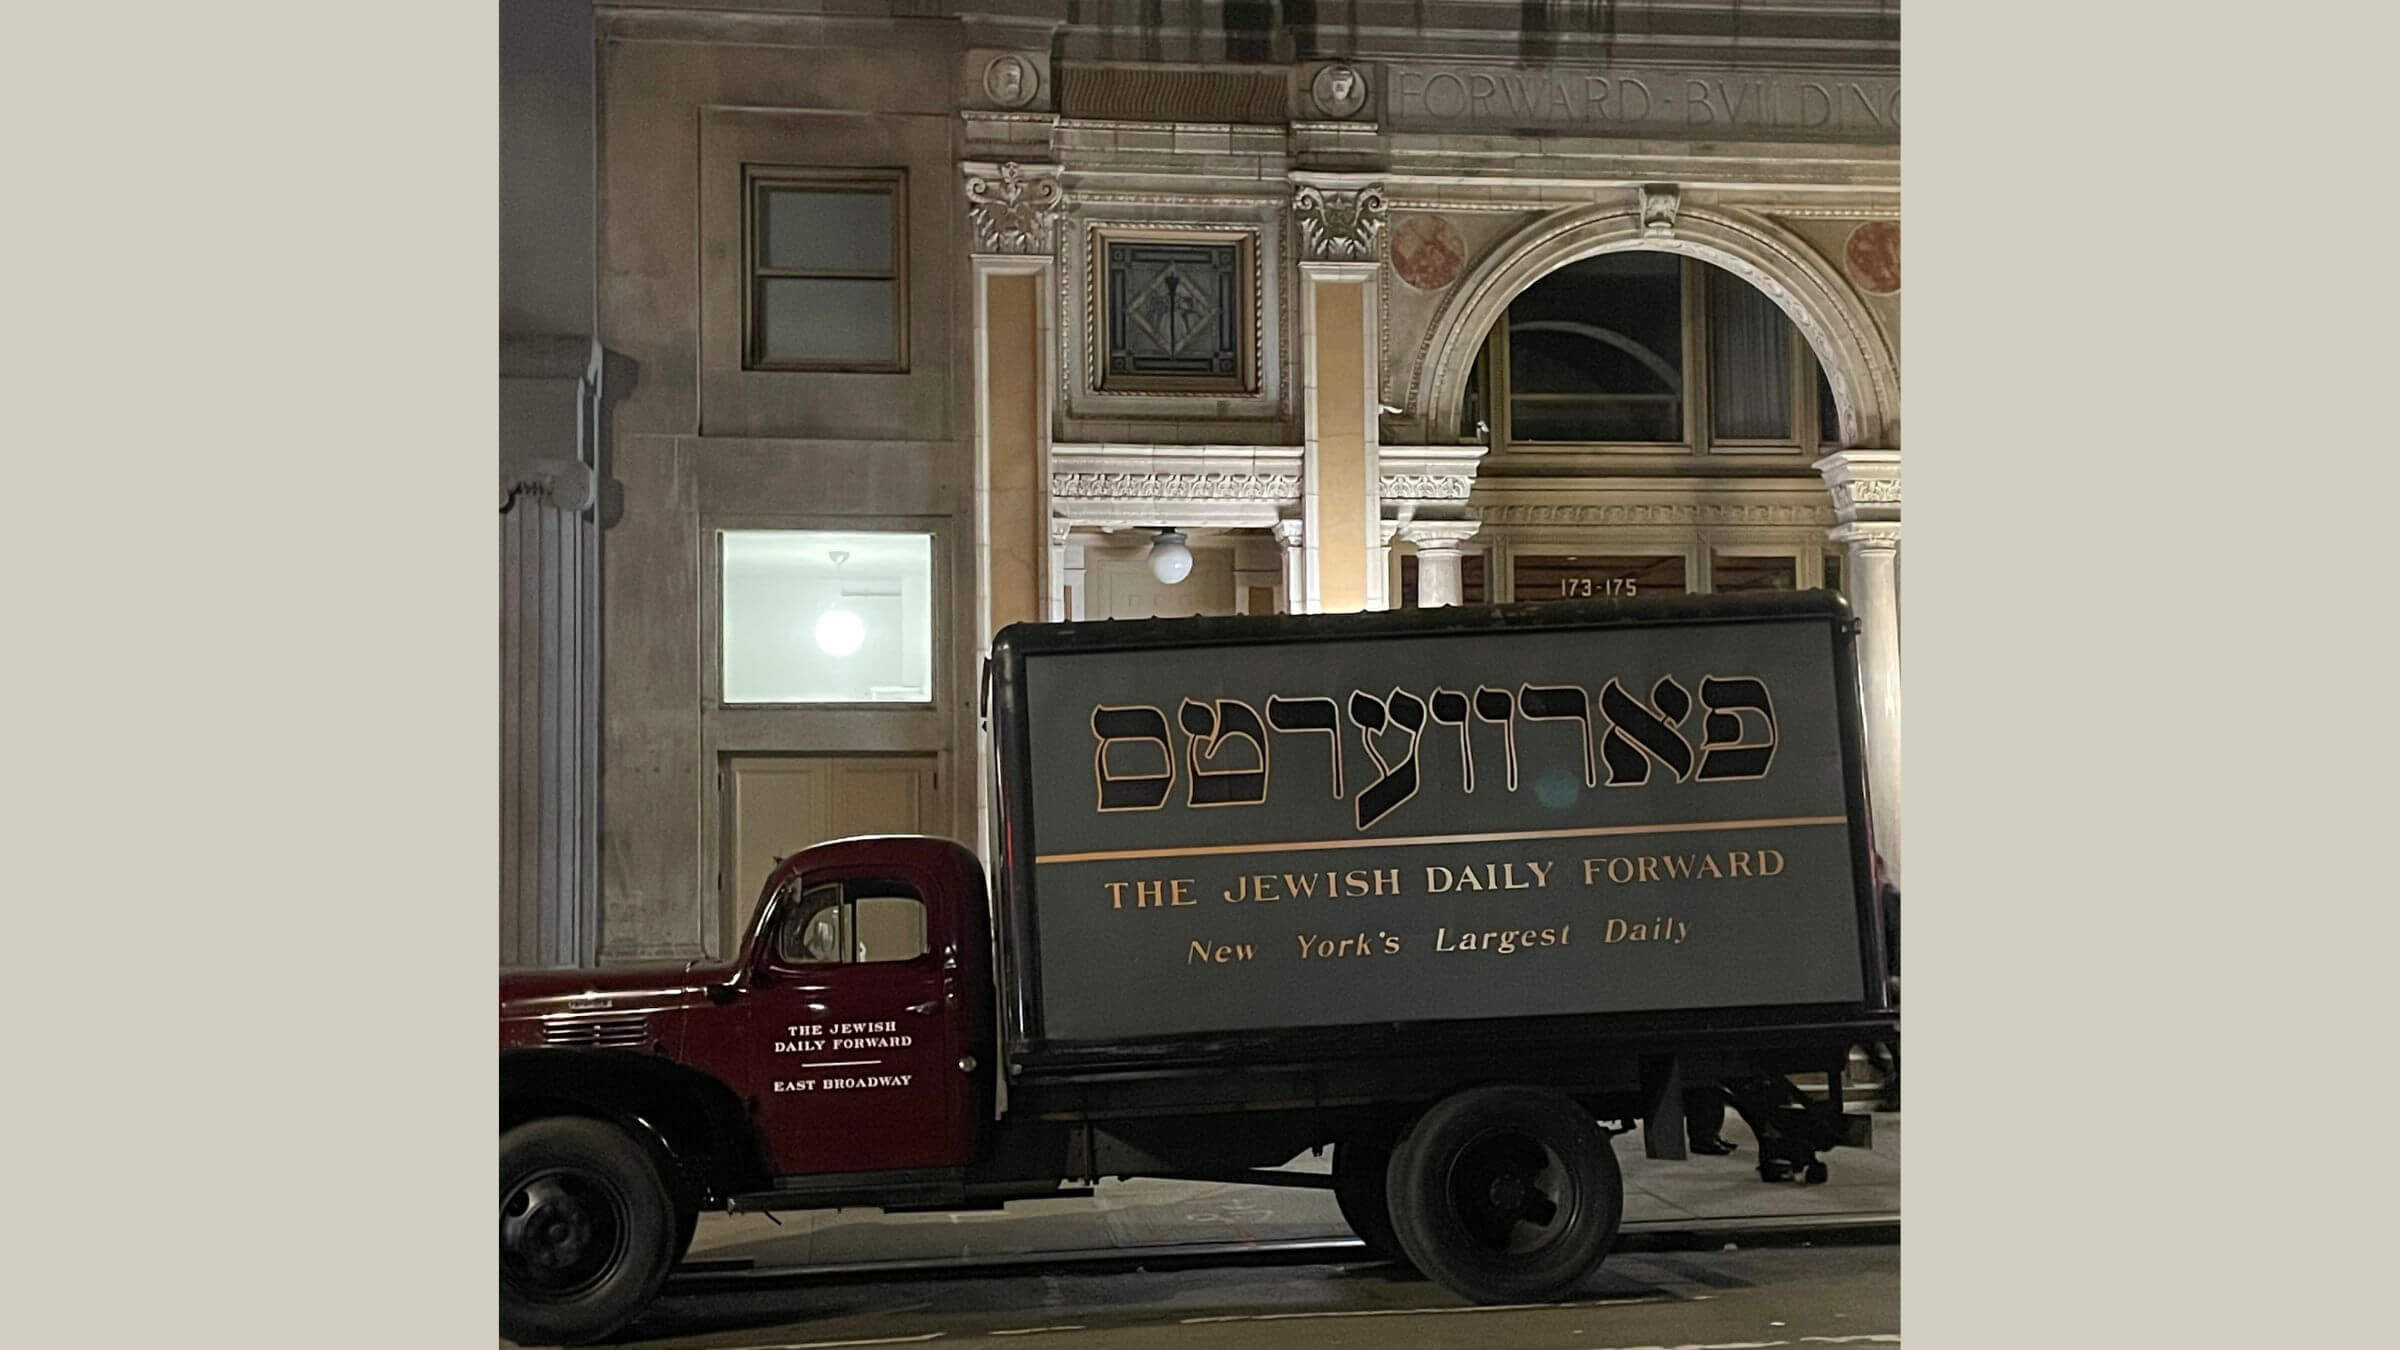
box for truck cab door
[741,868,972,1176]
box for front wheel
[501,1118,678,1346]
[1385,1085,1624,1305]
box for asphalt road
[573,1228,1898,1350]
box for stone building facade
[499,1,1902,968]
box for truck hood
[498,961,740,1018]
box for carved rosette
[1293,184,1388,263]
[964,161,1062,256]
[1051,471,1300,501]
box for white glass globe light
[1149,529,1194,585]
[814,607,867,657]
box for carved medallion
[1390,214,1466,291]
[1310,63,1370,119]
[983,54,1038,110]
[1844,221,1900,294]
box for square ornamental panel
[721,531,933,703]
[1096,230,1257,394]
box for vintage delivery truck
[500,591,1897,1344]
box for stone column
[1295,178,1387,615]
[1398,520,1482,607]
[1272,518,1308,614]
[967,160,1061,857]
[1816,450,1903,884]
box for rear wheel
[1331,1141,1403,1262]
[501,1118,678,1346]
[1386,1085,1624,1304]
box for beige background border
[10,1,2388,1345]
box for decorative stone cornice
[1814,448,1901,524]
[1381,474,1476,501]
[1472,502,1837,527]
[1293,183,1388,262]
[964,160,1062,256]
[1051,471,1299,501]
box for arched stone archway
[1409,201,1899,451]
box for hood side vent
[541,1014,653,1048]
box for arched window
[1468,253,1841,455]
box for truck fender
[500,1047,772,1206]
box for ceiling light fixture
[1148,529,1193,585]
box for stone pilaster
[1817,449,1903,885]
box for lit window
[721,530,933,703]
[746,169,906,371]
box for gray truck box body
[987,591,1888,1078]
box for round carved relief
[983,54,1038,110]
[1310,63,1369,119]
[1391,214,1466,291]
[1844,221,1901,294]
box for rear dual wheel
[1385,1085,1624,1304]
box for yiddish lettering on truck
[501,592,1897,1346]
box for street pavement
[682,1107,1898,1272]
[502,1111,1899,1348]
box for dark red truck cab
[501,593,1898,1345]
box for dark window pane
[1824,550,1844,595]
[757,277,897,365]
[1710,554,1797,593]
[1507,252,1683,443]
[1707,268,1793,440]
[1818,367,1841,446]
[1511,554,1686,601]
[762,189,894,273]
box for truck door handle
[906,1000,940,1015]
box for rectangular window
[1707,271,1796,441]
[1710,554,1798,593]
[1512,554,1686,601]
[721,530,933,703]
[775,880,929,966]
[1824,549,1844,595]
[745,169,907,371]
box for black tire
[1385,1085,1623,1305]
[670,1207,700,1267]
[1331,1141,1404,1263]
[501,1118,678,1346]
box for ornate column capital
[1271,518,1306,549]
[1293,181,1388,263]
[963,160,1063,257]
[1814,448,1901,526]
[1397,519,1482,555]
[1829,521,1903,554]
